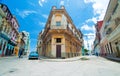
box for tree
[84,49,89,55]
[84,49,88,53]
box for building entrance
[56,45,61,58]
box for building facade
[16,31,29,56]
[94,21,103,56]
[21,31,30,55]
[37,6,83,58]
[100,0,120,58]
[0,3,19,57]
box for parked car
[28,51,39,60]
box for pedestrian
[18,49,22,58]
[96,52,98,57]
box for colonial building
[15,31,30,56]
[14,31,30,56]
[94,21,103,56]
[21,31,30,55]
[0,3,19,56]
[37,6,83,58]
[100,0,120,58]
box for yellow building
[14,34,20,56]
[37,6,83,58]
[14,32,26,56]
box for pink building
[94,21,103,56]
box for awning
[0,32,10,41]
[8,39,17,46]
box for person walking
[96,52,98,57]
[18,49,23,58]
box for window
[112,3,118,15]
[56,21,61,26]
[56,38,61,43]
[2,5,7,12]
[115,17,120,26]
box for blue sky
[0,0,109,51]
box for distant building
[37,6,83,58]
[21,31,30,55]
[0,3,19,56]
[100,0,120,58]
[94,21,103,56]
[18,32,25,56]
[14,31,30,56]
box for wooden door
[56,45,61,58]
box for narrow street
[0,56,120,76]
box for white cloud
[84,0,109,20]
[83,33,95,50]
[60,1,64,6]
[83,0,109,50]
[84,33,95,39]
[42,14,48,19]
[28,2,36,7]
[38,0,47,7]
[92,1,109,20]
[66,0,70,6]
[84,0,94,3]
[86,17,98,23]
[39,22,45,27]
[81,24,95,33]
[16,9,37,18]
[39,0,43,7]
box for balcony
[108,24,120,41]
[8,38,17,46]
[115,17,120,27]
[105,21,110,28]
[0,8,6,17]
[67,26,81,42]
[67,26,73,35]
[106,27,112,35]
[41,27,50,39]
[0,31,10,40]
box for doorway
[56,45,61,58]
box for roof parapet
[61,6,65,9]
[52,6,56,10]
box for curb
[105,57,120,62]
[39,56,90,62]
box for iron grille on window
[56,21,61,26]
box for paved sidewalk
[105,56,120,62]
[0,55,27,60]
[0,56,17,59]
[39,56,95,62]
